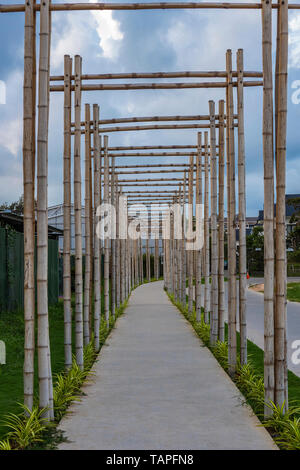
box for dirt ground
[249,283,264,293]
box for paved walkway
[59,281,276,450]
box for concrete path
[192,279,300,377]
[59,281,276,450]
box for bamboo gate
[0,1,291,421]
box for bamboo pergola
[2,0,291,421]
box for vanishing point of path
[59,281,276,450]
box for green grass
[0,301,68,438]
[287,282,300,303]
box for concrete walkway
[59,281,276,450]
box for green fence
[0,228,59,312]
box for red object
[247,272,250,280]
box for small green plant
[1,404,48,449]
[262,401,300,432]
[212,340,229,371]
[276,417,300,450]
[0,438,12,450]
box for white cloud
[0,118,22,157]
[289,13,300,68]
[90,0,124,60]
[51,0,124,70]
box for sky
[0,0,300,216]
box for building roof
[0,211,63,239]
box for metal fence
[0,227,59,312]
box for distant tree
[0,195,24,215]
[246,226,264,274]
[287,196,300,251]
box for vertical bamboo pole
[119,188,124,303]
[204,132,210,323]
[89,130,93,339]
[173,192,178,300]
[146,238,150,282]
[209,101,218,345]
[116,181,120,308]
[37,0,51,416]
[218,100,225,342]
[139,234,144,285]
[63,55,72,369]
[155,237,159,280]
[226,49,237,377]
[275,0,288,410]
[93,105,101,351]
[176,185,182,301]
[181,171,187,305]
[188,157,194,315]
[23,0,36,411]
[74,55,84,369]
[195,133,202,322]
[237,49,247,365]
[111,156,116,318]
[261,0,275,414]
[83,104,91,346]
[103,135,110,323]
[165,210,170,291]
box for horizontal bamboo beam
[72,114,237,127]
[50,80,262,92]
[122,190,180,193]
[111,169,209,175]
[107,145,199,150]
[117,182,195,186]
[51,71,262,81]
[117,178,195,182]
[105,152,212,157]
[2,3,300,13]
[72,123,236,135]
[102,163,197,169]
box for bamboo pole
[181,172,187,305]
[3,2,300,13]
[51,71,263,82]
[176,186,182,300]
[51,81,263,93]
[83,104,91,346]
[103,135,110,323]
[195,133,202,322]
[37,0,51,417]
[226,49,237,377]
[261,0,275,414]
[237,49,247,365]
[204,133,210,323]
[89,123,93,340]
[188,157,194,315]
[74,55,84,369]
[116,182,120,308]
[209,101,218,345]
[93,105,101,351]
[275,0,288,410]
[70,123,239,136]
[107,145,199,150]
[218,100,225,342]
[23,0,36,412]
[73,114,237,126]
[111,156,116,318]
[63,55,72,369]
